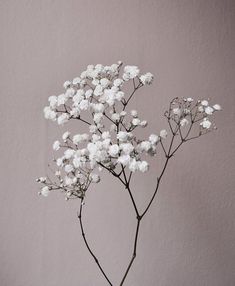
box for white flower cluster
[43,62,154,126]
[38,62,157,199]
[37,62,221,200]
[166,97,221,134]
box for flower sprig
[36,61,221,286]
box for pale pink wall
[0,0,235,285]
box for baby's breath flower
[200,118,212,129]
[38,61,221,202]
[109,144,120,157]
[138,161,149,172]
[205,106,214,115]
[53,140,60,151]
[213,104,222,111]
[180,118,189,127]
[62,131,70,141]
[123,66,140,81]
[40,186,50,197]
[139,72,154,85]
[58,113,69,125]
[149,134,159,144]
[132,118,141,126]
[201,100,209,106]
[160,129,167,139]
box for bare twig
[77,199,113,286]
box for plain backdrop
[0,0,235,286]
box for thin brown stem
[77,199,113,286]
[119,218,141,286]
[121,165,140,218]
[123,83,142,110]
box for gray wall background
[0,0,235,285]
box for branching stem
[75,86,204,286]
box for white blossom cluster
[38,62,156,199]
[37,62,221,199]
[165,97,221,134]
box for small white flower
[123,65,140,80]
[201,100,209,106]
[139,72,154,85]
[73,134,89,145]
[93,113,103,124]
[64,149,75,159]
[120,143,134,154]
[198,105,204,112]
[117,154,130,166]
[92,79,99,86]
[200,118,212,129]
[70,107,80,117]
[172,108,181,116]
[149,134,159,144]
[205,106,214,115]
[102,138,111,149]
[63,81,71,89]
[73,157,82,168]
[160,129,167,139]
[56,157,64,167]
[180,118,189,127]
[106,92,116,106]
[139,141,152,152]
[57,113,69,125]
[111,86,119,93]
[102,131,110,140]
[53,140,60,151]
[94,85,103,96]
[40,186,50,197]
[89,125,98,133]
[131,110,138,117]
[138,161,149,172]
[85,89,93,99]
[117,131,131,142]
[90,173,100,183]
[73,92,84,106]
[44,106,57,121]
[102,89,116,106]
[186,97,193,102]
[62,131,70,141]
[79,99,89,110]
[111,113,120,122]
[65,88,75,97]
[100,78,110,88]
[57,94,68,106]
[91,103,105,113]
[64,176,73,186]
[128,158,139,172]
[72,77,81,85]
[113,78,123,87]
[213,104,222,111]
[132,118,141,126]
[91,134,100,142]
[109,144,120,157]
[48,96,57,109]
[140,120,148,127]
[183,108,190,115]
[120,111,127,117]
[64,164,74,173]
[115,91,125,101]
